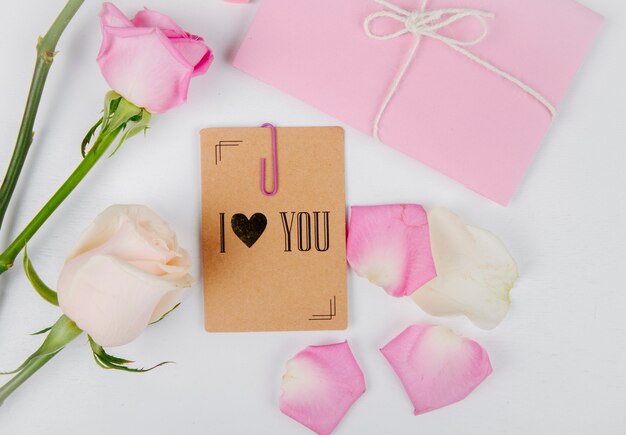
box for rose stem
[0,126,123,274]
[0,0,85,231]
[0,316,83,406]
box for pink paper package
[233,0,603,204]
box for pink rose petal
[280,341,366,435]
[131,8,185,34]
[381,324,492,416]
[347,205,437,297]
[100,2,133,28]
[170,38,213,76]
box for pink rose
[97,3,213,113]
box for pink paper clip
[260,123,278,196]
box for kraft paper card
[233,0,603,205]
[200,126,347,332]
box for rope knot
[363,0,557,140]
[405,11,426,35]
[364,1,494,46]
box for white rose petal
[411,208,519,330]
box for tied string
[364,0,557,140]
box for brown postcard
[200,126,347,332]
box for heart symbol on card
[231,213,267,248]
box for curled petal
[170,38,214,76]
[130,252,193,280]
[411,208,519,329]
[132,8,186,34]
[280,341,366,435]
[100,2,133,28]
[67,205,182,261]
[347,205,437,297]
[381,324,492,415]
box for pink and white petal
[170,38,214,76]
[411,208,518,329]
[280,341,366,435]
[381,324,492,416]
[131,206,183,251]
[68,219,175,273]
[127,245,193,284]
[66,206,125,260]
[168,246,192,269]
[99,2,133,28]
[347,205,437,297]
[58,255,182,347]
[131,8,185,34]
[67,205,180,261]
[132,245,193,277]
[128,259,180,276]
[97,27,193,113]
[99,219,176,265]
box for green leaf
[30,325,53,336]
[79,95,149,161]
[88,337,133,365]
[109,96,121,113]
[102,90,122,126]
[0,349,63,376]
[88,336,172,373]
[106,97,143,134]
[149,303,180,325]
[108,109,151,158]
[0,353,39,375]
[81,117,103,158]
[1,316,81,375]
[23,248,58,306]
[37,315,82,355]
[91,352,110,370]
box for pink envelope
[233,0,602,204]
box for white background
[0,0,624,434]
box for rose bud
[57,205,193,347]
[97,3,214,113]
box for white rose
[58,205,193,347]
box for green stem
[0,353,57,406]
[0,127,122,274]
[0,315,82,406]
[0,0,85,231]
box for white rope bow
[364,0,557,140]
